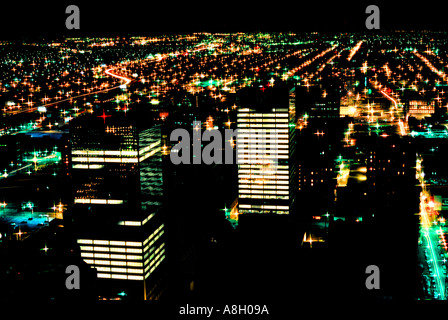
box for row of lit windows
[72,164,104,169]
[237,147,289,153]
[239,169,289,174]
[311,115,339,118]
[238,193,289,200]
[78,239,142,247]
[81,253,142,260]
[74,198,123,205]
[238,155,289,159]
[239,164,289,169]
[237,158,286,163]
[238,141,289,146]
[144,230,164,254]
[237,149,289,154]
[143,224,164,248]
[237,145,289,151]
[238,182,289,187]
[146,248,165,271]
[94,267,143,274]
[237,124,289,128]
[238,109,288,114]
[82,259,142,267]
[80,247,143,254]
[239,141,291,147]
[72,150,138,156]
[310,107,338,111]
[139,140,161,155]
[117,213,155,227]
[239,194,289,199]
[72,157,138,163]
[97,273,144,281]
[238,129,289,133]
[239,204,289,210]
[239,209,289,214]
[237,162,287,167]
[238,133,288,138]
[237,141,289,146]
[145,244,165,266]
[145,254,165,279]
[239,173,288,178]
[139,147,161,162]
[239,185,289,189]
[239,190,289,195]
[237,118,289,123]
[239,179,289,184]
[238,174,289,179]
[145,242,165,263]
[104,125,133,133]
[117,221,141,226]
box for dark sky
[0,1,447,39]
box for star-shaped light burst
[97,109,112,124]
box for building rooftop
[237,85,291,111]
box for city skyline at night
[3,4,448,316]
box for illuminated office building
[69,110,165,300]
[236,86,296,215]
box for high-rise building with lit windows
[295,83,340,120]
[236,86,297,215]
[69,110,165,300]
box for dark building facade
[295,83,341,121]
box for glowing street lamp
[15,228,23,241]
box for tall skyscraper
[236,86,297,215]
[69,109,165,300]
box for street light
[15,228,23,241]
[325,212,330,232]
[26,202,34,218]
[41,244,50,254]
